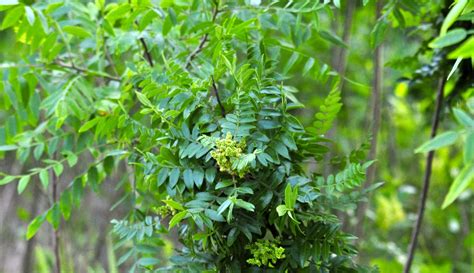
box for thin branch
[139,37,154,67]
[53,61,121,82]
[354,0,384,241]
[404,75,446,273]
[211,76,226,117]
[185,1,220,69]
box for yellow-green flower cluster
[210,132,247,177]
[155,197,176,217]
[246,240,286,268]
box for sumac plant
[0,0,378,272]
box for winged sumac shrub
[0,0,377,272]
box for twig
[139,37,154,67]
[53,61,121,82]
[354,0,384,241]
[404,76,446,273]
[211,76,226,117]
[184,1,220,69]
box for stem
[403,76,446,273]
[354,0,384,241]
[185,1,219,69]
[53,61,121,82]
[211,76,226,117]
[139,37,154,67]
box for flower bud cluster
[155,197,176,217]
[246,240,286,268]
[210,132,247,177]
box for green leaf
[440,0,468,35]
[1,0,19,5]
[26,213,46,239]
[169,168,180,188]
[17,175,31,194]
[39,170,49,189]
[319,30,348,48]
[137,257,160,266]
[205,209,225,222]
[429,28,466,48]
[65,152,78,167]
[370,18,388,48]
[217,199,232,215]
[415,131,459,153]
[63,25,92,38]
[0,176,16,185]
[276,204,288,216]
[88,166,99,192]
[465,133,474,164]
[53,163,63,177]
[193,167,204,188]
[79,118,99,132]
[205,167,216,183]
[183,169,194,189]
[169,210,187,229]
[448,36,474,59]
[60,190,72,220]
[234,199,255,212]
[163,199,184,211]
[135,92,152,107]
[284,183,298,209]
[0,144,18,151]
[2,6,23,30]
[157,168,168,186]
[24,6,35,25]
[46,203,61,229]
[453,108,474,127]
[274,142,290,159]
[442,163,474,209]
[215,180,234,190]
[105,4,130,22]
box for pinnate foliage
[0,0,378,272]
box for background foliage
[0,0,472,272]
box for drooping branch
[211,76,226,117]
[185,1,220,69]
[404,75,446,273]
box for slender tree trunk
[323,1,357,177]
[335,0,356,83]
[51,168,61,273]
[355,0,384,240]
[22,185,41,273]
[404,76,446,273]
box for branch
[211,76,226,117]
[53,61,121,82]
[139,37,154,67]
[403,75,446,273]
[185,1,220,69]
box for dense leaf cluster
[0,0,381,272]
